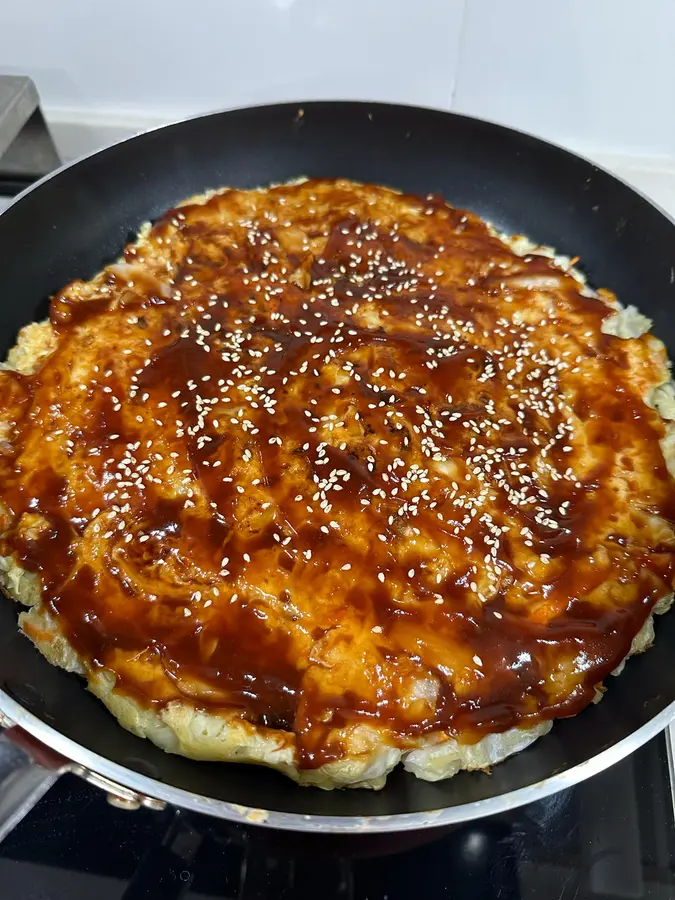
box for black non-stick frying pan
[1,101,675,834]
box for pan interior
[1,101,675,818]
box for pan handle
[0,716,166,844]
[0,725,65,844]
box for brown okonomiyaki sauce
[1,178,674,769]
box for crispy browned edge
[0,189,673,790]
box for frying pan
[1,101,675,836]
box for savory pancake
[1,177,674,790]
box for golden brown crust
[1,179,675,789]
[7,571,548,788]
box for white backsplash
[2,0,675,176]
[3,0,675,165]
[453,0,675,160]
[0,0,463,120]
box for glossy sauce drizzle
[1,178,675,767]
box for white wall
[0,0,463,118]
[453,0,675,160]
[2,0,675,163]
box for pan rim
[2,100,675,831]
[3,97,672,226]
[2,688,674,832]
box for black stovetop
[1,733,674,900]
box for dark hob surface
[1,733,674,900]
